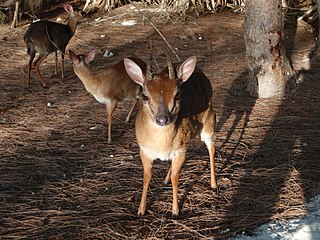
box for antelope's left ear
[85,49,96,64]
[177,56,197,82]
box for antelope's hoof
[137,209,145,216]
[172,210,179,217]
[212,185,219,194]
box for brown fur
[70,49,146,143]
[124,56,217,216]
[23,4,85,87]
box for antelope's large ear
[124,58,146,86]
[177,56,197,82]
[63,4,74,13]
[69,50,80,64]
[85,49,96,64]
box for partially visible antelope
[124,56,217,216]
[69,49,146,143]
[23,4,86,88]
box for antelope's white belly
[140,146,183,161]
[93,94,110,104]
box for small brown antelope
[124,56,217,216]
[23,4,86,88]
[69,49,146,143]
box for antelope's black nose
[156,115,170,126]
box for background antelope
[24,4,85,88]
[124,55,217,216]
[69,49,146,143]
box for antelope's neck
[67,17,78,34]
[136,110,187,161]
[74,67,99,93]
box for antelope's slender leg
[138,150,153,216]
[34,52,50,87]
[61,50,65,80]
[201,109,217,189]
[207,141,217,189]
[54,51,58,76]
[164,166,172,184]
[106,100,118,143]
[125,98,139,122]
[171,152,186,216]
[27,51,36,87]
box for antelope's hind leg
[34,52,50,88]
[201,110,217,189]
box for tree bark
[316,0,320,42]
[244,0,295,98]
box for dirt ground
[1,2,320,239]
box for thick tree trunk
[316,0,320,42]
[244,0,295,98]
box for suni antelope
[24,4,85,88]
[124,55,217,216]
[69,49,146,143]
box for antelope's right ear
[124,58,146,86]
[85,49,96,64]
[69,50,80,64]
[63,4,74,14]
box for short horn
[167,59,175,80]
[146,63,153,80]
[146,53,153,80]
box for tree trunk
[244,0,295,98]
[316,0,320,42]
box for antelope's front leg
[138,150,153,216]
[171,152,186,216]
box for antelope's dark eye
[142,91,149,101]
[174,90,181,101]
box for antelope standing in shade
[124,56,217,216]
[24,4,86,87]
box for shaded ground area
[0,3,320,239]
